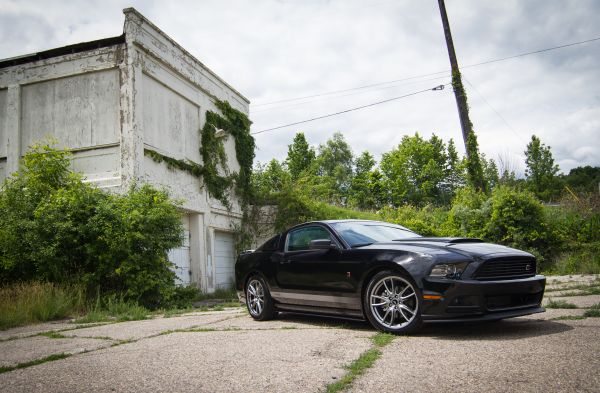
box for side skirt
[274,303,365,319]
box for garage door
[214,231,236,289]
[168,215,191,286]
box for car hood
[360,238,533,259]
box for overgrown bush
[271,191,378,232]
[543,194,600,274]
[446,186,560,267]
[0,143,183,308]
[377,205,448,236]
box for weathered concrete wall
[0,89,6,158]
[0,88,6,182]
[20,69,120,152]
[141,73,201,163]
[0,44,124,187]
[122,7,250,292]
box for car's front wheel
[364,271,422,334]
[246,275,276,321]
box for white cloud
[1,0,598,173]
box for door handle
[280,259,292,264]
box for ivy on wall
[144,99,254,210]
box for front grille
[485,292,543,311]
[474,258,536,281]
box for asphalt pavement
[1,275,599,393]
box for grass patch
[545,280,600,296]
[552,315,587,321]
[583,309,600,317]
[0,282,85,331]
[0,353,71,374]
[193,288,238,302]
[74,296,149,323]
[324,332,396,393]
[545,299,578,309]
[221,301,243,308]
[39,331,69,339]
[110,338,137,347]
[371,332,395,347]
[325,348,381,393]
[583,303,600,318]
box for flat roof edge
[0,35,125,69]
[123,7,250,104]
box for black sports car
[235,220,545,334]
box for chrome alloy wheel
[247,279,265,316]
[369,276,418,329]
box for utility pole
[438,0,470,153]
[437,0,485,191]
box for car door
[274,225,361,309]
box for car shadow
[417,318,574,341]
[276,312,573,340]
[276,312,372,331]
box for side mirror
[309,239,338,250]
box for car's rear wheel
[364,271,422,334]
[246,275,276,321]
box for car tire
[246,275,276,321]
[363,270,422,334]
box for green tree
[318,132,354,178]
[367,169,389,209]
[481,154,500,190]
[561,166,600,194]
[285,132,315,180]
[445,139,466,191]
[310,132,354,204]
[524,135,561,201]
[348,151,377,209]
[252,159,292,201]
[380,133,454,206]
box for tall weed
[0,282,84,330]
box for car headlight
[429,262,469,279]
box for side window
[286,226,332,252]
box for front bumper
[420,274,546,322]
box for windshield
[330,222,420,247]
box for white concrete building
[0,8,249,292]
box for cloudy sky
[2,0,599,175]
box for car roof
[290,219,412,230]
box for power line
[252,84,447,135]
[250,74,450,114]
[252,35,600,107]
[462,76,525,143]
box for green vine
[143,99,254,210]
[451,70,486,192]
[145,148,204,177]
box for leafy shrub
[445,187,490,238]
[484,186,557,258]
[446,186,561,268]
[377,205,448,236]
[272,191,378,232]
[0,143,183,308]
[165,285,202,309]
